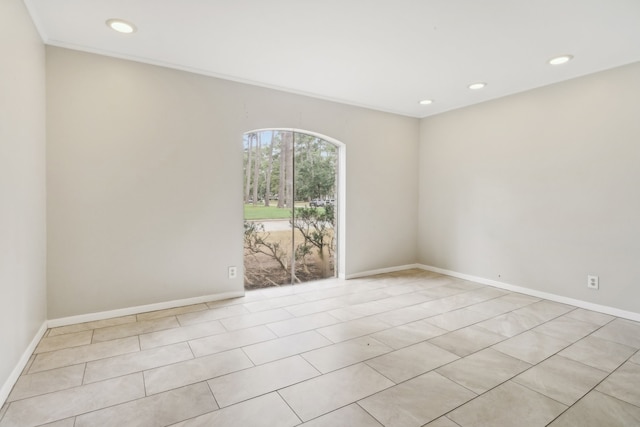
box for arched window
[242,129,345,288]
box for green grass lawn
[244,204,292,220]
[244,202,326,220]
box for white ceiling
[25,0,640,118]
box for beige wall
[419,62,640,313]
[46,47,419,318]
[0,0,47,396]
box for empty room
[1,0,640,426]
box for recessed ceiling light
[106,19,137,34]
[419,99,434,105]
[548,55,573,65]
[468,82,486,90]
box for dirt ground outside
[244,228,336,289]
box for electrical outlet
[587,275,599,290]
[228,266,237,279]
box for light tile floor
[2,269,640,426]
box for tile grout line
[354,402,384,427]
[81,361,88,386]
[205,381,221,412]
[275,390,304,425]
[26,338,141,376]
[441,415,464,427]
[141,355,149,397]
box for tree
[276,131,294,208]
[252,132,261,206]
[243,221,290,285]
[244,133,254,203]
[285,131,294,208]
[291,205,335,278]
[277,132,286,208]
[294,134,337,202]
[264,130,275,207]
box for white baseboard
[1,321,47,406]
[48,291,245,328]
[417,264,640,322]
[346,264,422,280]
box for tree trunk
[252,133,261,206]
[244,133,254,203]
[285,131,294,208]
[320,245,330,278]
[277,132,286,208]
[264,131,275,207]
